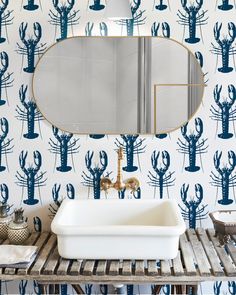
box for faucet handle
[100,178,113,192]
[125,177,140,192]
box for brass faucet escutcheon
[100,148,140,193]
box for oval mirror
[33,37,205,134]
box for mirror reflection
[33,37,205,134]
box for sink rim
[51,199,186,236]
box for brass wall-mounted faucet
[100,148,140,193]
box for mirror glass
[33,37,205,134]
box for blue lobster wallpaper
[0,0,236,294]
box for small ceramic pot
[8,208,29,245]
[0,202,12,239]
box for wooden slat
[160,260,171,276]
[30,234,56,275]
[207,229,236,276]
[179,233,197,276]
[196,228,224,276]
[109,260,120,276]
[70,260,83,276]
[96,260,107,276]
[17,232,50,275]
[172,251,184,276]
[42,244,59,275]
[226,243,236,266]
[4,233,39,275]
[83,260,95,276]
[122,260,132,276]
[147,260,158,276]
[187,229,211,276]
[57,258,71,276]
[135,260,145,276]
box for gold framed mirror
[32,36,206,134]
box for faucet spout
[100,148,140,193]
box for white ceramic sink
[51,199,186,260]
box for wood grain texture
[0,229,235,284]
[172,251,184,276]
[196,228,224,276]
[179,233,197,276]
[186,229,211,276]
[147,260,158,276]
[70,260,83,276]
[18,232,50,275]
[207,229,236,277]
[30,234,56,275]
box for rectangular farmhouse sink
[51,199,186,260]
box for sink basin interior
[55,199,179,227]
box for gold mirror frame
[32,36,206,135]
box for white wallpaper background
[0,0,236,294]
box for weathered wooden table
[0,228,235,295]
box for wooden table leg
[192,285,198,295]
[72,284,85,294]
[48,284,61,294]
[54,284,60,294]
[186,285,198,295]
[171,285,175,294]
[152,285,162,294]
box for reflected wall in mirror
[33,37,205,134]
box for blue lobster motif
[89,134,105,139]
[213,281,222,295]
[177,0,208,44]
[89,0,105,11]
[154,0,170,11]
[0,51,13,106]
[49,126,80,172]
[16,150,47,205]
[60,284,68,295]
[16,22,46,73]
[151,22,170,37]
[210,150,236,205]
[195,51,209,83]
[23,0,41,11]
[82,150,108,199]
[19,280,27,295]
[179,183,208,229]
[211,22,236,73]
[49,0,80,41]
[115,135,145,172]
[118,187,141,199]
[49,183,75,218]
[33,216,42,232]
[210,84,236,139]
[217,0,235,10]
[100,285,108,295]
[116,0,146,36]
[177,118,208,172]
[0,118,13,172]
[155,134,168,139]
[85,22,108,36]
[0,0,13,43]
[0,183,8,203]
[85,284,93,295]
[228,281,236,295]
[127,285,134,295]
[148,151,175,199]
[16,85,43,139]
